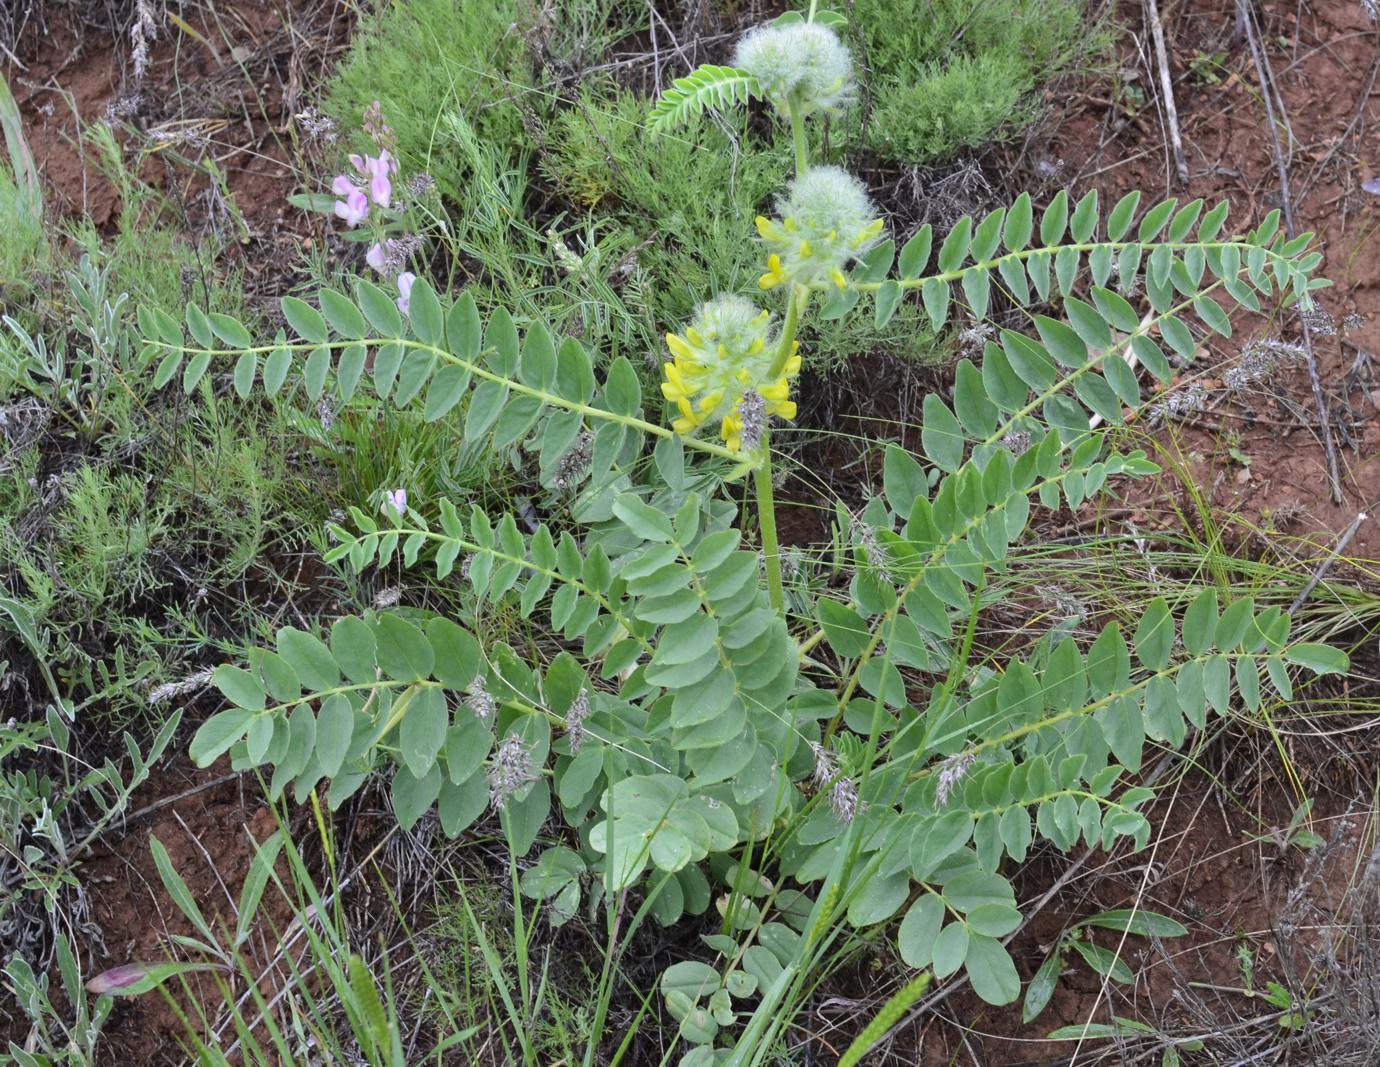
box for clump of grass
[845,0,1106,163]
[426,869,598,1064]
[325,0,532,205]
[0,164,44,290]
[539,86,790,321]
[66,215,247,319]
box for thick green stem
[787,96,808,177]
[754,283,809,617]
[755,454,785,614]
[768,285,807,379]
[756,284,809,616]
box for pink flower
[384,488,408,516]
[331,174,356,197]
[369,168,392,208]
[366,242,386,271]
[333,188,368,227]
[344,152,396,207]
[396,272,416,314]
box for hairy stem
[787,95,808,177]
[756,454,785,613]
[768,285,806,379]
[756,285,808,615]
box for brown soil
[78,762,295,1064]
[6,0,346,279]
[1052,0,1380,563]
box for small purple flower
[331,174,356,198]
[384,488,408,516]
[1365,177,1380,196]
[86,963,147,995]
[334,188,368,227]
[366,242,387,271]
[396,271,416,314]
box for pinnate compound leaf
[648,65,760,131]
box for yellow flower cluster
[755,165,885,292]
[756,214,884,290]
[659,296,801,452]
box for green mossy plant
[842,0,1104,163]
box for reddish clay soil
[1054,0,1380,563]
[6,0,348,271]
[78,764,295,1064]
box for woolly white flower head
[757,165,884,290]
[733,22,854,118]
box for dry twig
[1145,0,1189,184]
[1235,0,1344,505]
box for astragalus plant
[133,8,1344,1063]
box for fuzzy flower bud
[935,751,975,807]
[488,735,537,809]
[733,22,854,118]
[565,688,591,753]
[660,295,801,449]
[757,166,884,291]
[467,675,496,722]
